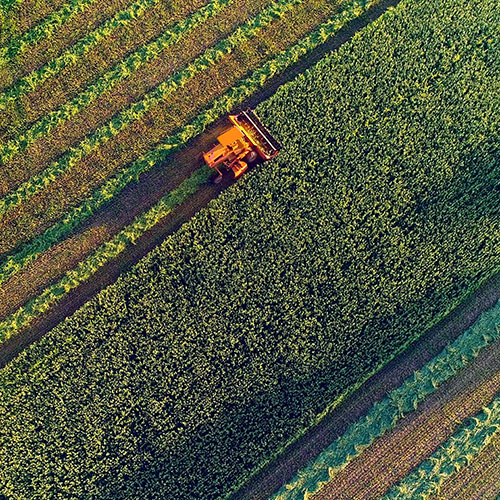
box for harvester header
[203,108,281,182]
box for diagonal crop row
[0,0,234,165]
[0,165,213,344]
[270,301,500,500]
[0,0,100,66]
[0,0,379,290]
[0,0,303,218]
[0,0,160,108]
[382,391,500,500]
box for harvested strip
[382,392,500,500]
[0,225,110,319]
[436,432,500,500]
[0,166,213,344]
[0,0,159,108]
[0,0,136,91]
[0,0,100,66]
[311,347,500,499]
[0,0,273,184]
[270,301,500,500]
[0,0,303,219]
[0,0,380,339]
[0,0,210,138]
[0,0,385,274]
[0,0,238,167]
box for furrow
[0,0,234,165]
[0,0,303,218]
[0,0,160,107]
[0,0,100,65]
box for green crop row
[0,0,234,165]
[383,391,500,499]
[0,0,99,66]
[0,0,498,498]
[0,0,301,217]
[271,300,500,499]
[0,0,378,289]
[0,166,212,343]
[0,0,159,108]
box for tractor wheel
[244,150,258,164]
[213,174,223,184]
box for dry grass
[311,341,500,500]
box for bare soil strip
[435,431,500,500]
[4,0,134,83]
[311,341,500,500]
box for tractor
[203,108,281,183]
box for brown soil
[311,340,500,500]
[8,0,67,40]
[0,0,271,196]
[0,0,210,138]
[436,431,500,500]
[13,0,135,80]
[0,0,406,369]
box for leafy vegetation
[0,0,498,499]
[383,392,500,499]
[0,0,159,107]
[0,0,99,66]
[271,300,500,499]
[0,0,301,216]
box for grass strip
[0,166,212,344]
[0,0,301,217]
[0,0,25,12]
[0,0,233,165]
[382,390,500,499]
[0,0,100,66]
[0,0,377,288]
[0,0,160,108]
[270,301,500,499]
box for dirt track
[312,337,500,500]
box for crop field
[0,0,380,341]
[272,300,500,499]
[436,431,500,500]
[311,333,500,499]
[0,0,499,497]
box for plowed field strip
[0,0,136,88]
[311,339,500,500]
[0,0,67,45]
[0,0,334,255]
[0,0,261,191]
[435,432,500,500]
[0,0,209,139]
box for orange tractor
[203,108,281,183]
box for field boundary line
[0,0,378,290]
[0,0,100,66]
[0,0,302,217]
[0,0,160,108]
[269,302,500,500]
[382,390,500,499]
[0,0,235,165]
[0,166,213,344]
